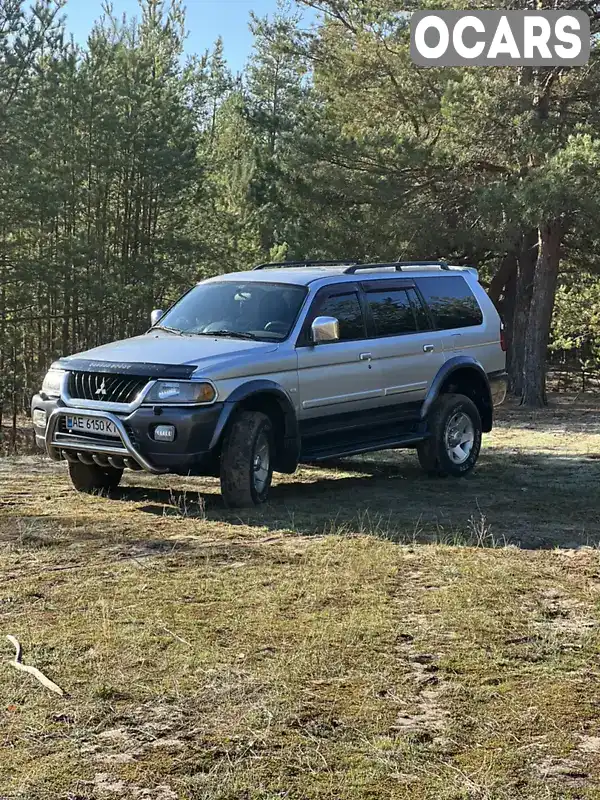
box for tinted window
[367,289,417,337]
[319,293,366,341]
[416,276,483,330]
[157,281,307,341]
[407,287,431,330]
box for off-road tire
[220,411,274,508]
[68,460,123,494]
[417,393,482,478]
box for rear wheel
[417,393,482,477]
[68,460,123,494]
[220,411,274,507]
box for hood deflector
[54,358,196,380]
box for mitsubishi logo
[95,378,108,398]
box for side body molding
[209,380,301,473]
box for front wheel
[417,393,482,477]
[68,460,123,494]
[220,411,274,508]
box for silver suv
[31,260,507,507]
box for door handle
[359,353,372,361]
[423,344,435,353]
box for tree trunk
[521,220,562,407]
[488,251,517,309]
[510,229,538,396]
[486,250,518,380]
[501,264,517,379]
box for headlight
[41,369,65,398]
[32,409,47,429]
[144,380,216,405]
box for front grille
[68,372,149,404]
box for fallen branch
[6,635,65,697]
[160,625,192,647]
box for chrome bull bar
[45,408,167,475]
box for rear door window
[416,276,483,329]
[407,287,431,330]
[366,289,418,337]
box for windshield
[155,281,307,341]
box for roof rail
[344,260,451,274]
[253,260,359,271]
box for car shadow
[111,447,600,550]
[110,484,223,516]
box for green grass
[1,394,600,799]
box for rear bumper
[31,395,226,475]
[489,371,508,407]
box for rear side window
[319,292,366,341]
[367,289,418,337]
[416,276,483,329]
[407,288,431,330]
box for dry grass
[1,394,600,799]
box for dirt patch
[93,774,177,799]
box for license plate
[66,415,120,438]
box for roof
[204,263,478,288]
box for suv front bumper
[31,395,226,475]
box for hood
[60,331,280,378]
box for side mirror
[151,309,165,327]
[311,316,340,344]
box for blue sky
[62,0,316,73]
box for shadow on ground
[106,446,600,550]
[497,393,600,434]
[2,394,600,553]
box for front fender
[209,380,300,473]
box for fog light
[33,409,47,429]
[153,424,176,442]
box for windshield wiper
[154,325,183,336]
[197,330,258,341]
